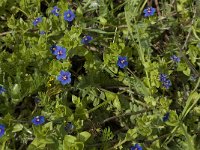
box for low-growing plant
[0,0,200,150]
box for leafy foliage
[0,0,200,149]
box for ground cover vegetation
[0,0,200,149]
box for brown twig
[147,0,152,6]
[155,0,161,16]
[0,31,12,36]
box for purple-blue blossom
[159,74,168,82]
[39,31,46,35]
[159,74,172,89]
[64,10,75,22]
[0,124,5,137]
[32,116,45,125]
[117,56,128,69]
[65,122,74,132]
[143,7,156,17]
[0,86,6,94]
[81,35,93,44]
[57,70,71,85]
[170,55,180,63]
[130,144,142,150]
[33,17,42,26]
[162,79,172,89]
[163,112,170,122]
[50,45,59,55]
[54,46,67,60]
[51,6,60,16]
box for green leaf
[12,124,23,132]
[113,96,121,110]
[144,96,156,107]
[180,92,200,121]
[77,131,91,142]
[7,15,16,29]
[166,111,179,126]
[0,0,7,7]
[28,138,54,149]
[98,16,107,25]
[11,84,21,97]
[125,128,138,141]
[72,95,81,106]
[123,76,150,96]
[48,60,63,75]
[63,135,80,150]
[64,135,77,144]
[181,124,195,150]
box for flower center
[55,9,59,13]
[62,75,67,80]
[121,60,125,64]
[58,50,63,55]
[53,47,56,51]
[67,13,71,17]
[36,116,40,122]
[84,36,88,41]
[147,8,151,13]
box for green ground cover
[0,0,200,149]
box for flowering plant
[0,0,199,149]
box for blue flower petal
[51,6,60,16]
[163,112,170,122]
[32,116,45,125]
[81,35,93,44]
[130,143,143,150]
[143,7,156,17]
[0,124,5,137]
[170,55,180,63]
[0,86,6,94]
[55,47,67,60]
[57,70,71,85]
[33,17,42,26]
[117,56,128,69]
[64,10,75,22]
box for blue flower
[54,46,67,60]
[0,124,5,137]
[51,6,60,16]
[32,116,45,125]
[57,70,71,85]
[33,17,42,26]
[159,74,168,82]
[81,35,93,44]
[117,56,128,69]
[64,122,74,132]
[159,74,172,89]
[34,97,40,103]
[39,31,46,35]
[143,7,156,17]
[50,45,60,55]
[0,86,6,94]
[162,79,172,89]
[64,10,75,22]
[163,112,170,122]
[130,144,143,150]
[170,55,180,63]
